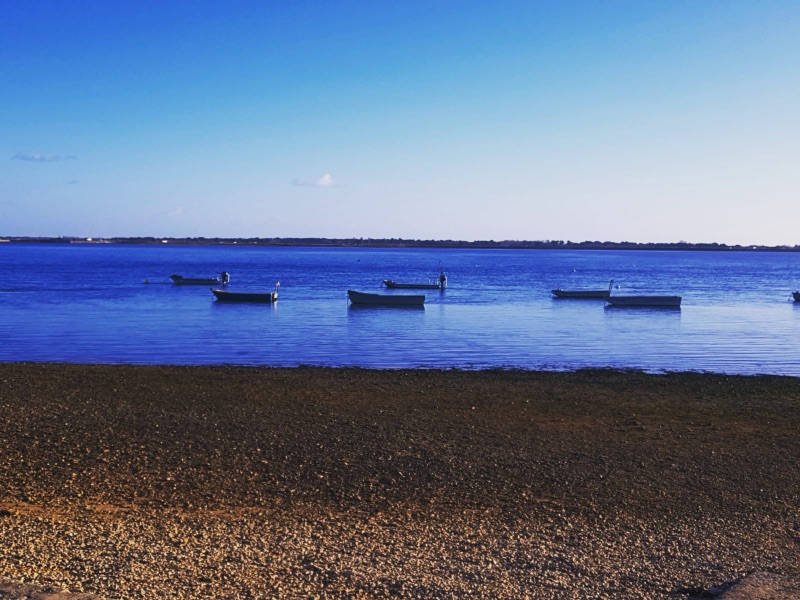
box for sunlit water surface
[2,244,799,375]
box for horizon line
[2,236,798,251]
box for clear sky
[2,1,798,244]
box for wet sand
[0,364,798,598]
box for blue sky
[2,1,798,244]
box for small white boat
[347,290,425,306]
[171,272,230,285]
[171,274,220,285]
[383,271,447,290]
[553,279,622,299]
[604,280,681,308]
[605,295,681,307]
[551,288,609,299]
[211,282,279,303]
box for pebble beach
[0,364,798,599]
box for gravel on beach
[0,363,798,599]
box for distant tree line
[4,236,800,251]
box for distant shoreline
[2,236,799,252]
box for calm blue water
[1,243,799,375]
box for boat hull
[347,290,425,306]
[171,274,220,285]
[383,280,442,289]
[606,296,681,307]
[211,289,277,303]
[552,289,609,299]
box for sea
[1,243,799,376]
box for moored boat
[551,289,609,299]
[171,272,229,285]
[347,290,425,306]
[382,271,447,290]
[211,283,278,303]
[604,279,681,307]
[605,295,682,307]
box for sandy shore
[0,364,798,599]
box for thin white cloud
[292,173,339,187]
[11,152,77,162]
[144,207,186,226]
[152,206,185,218]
